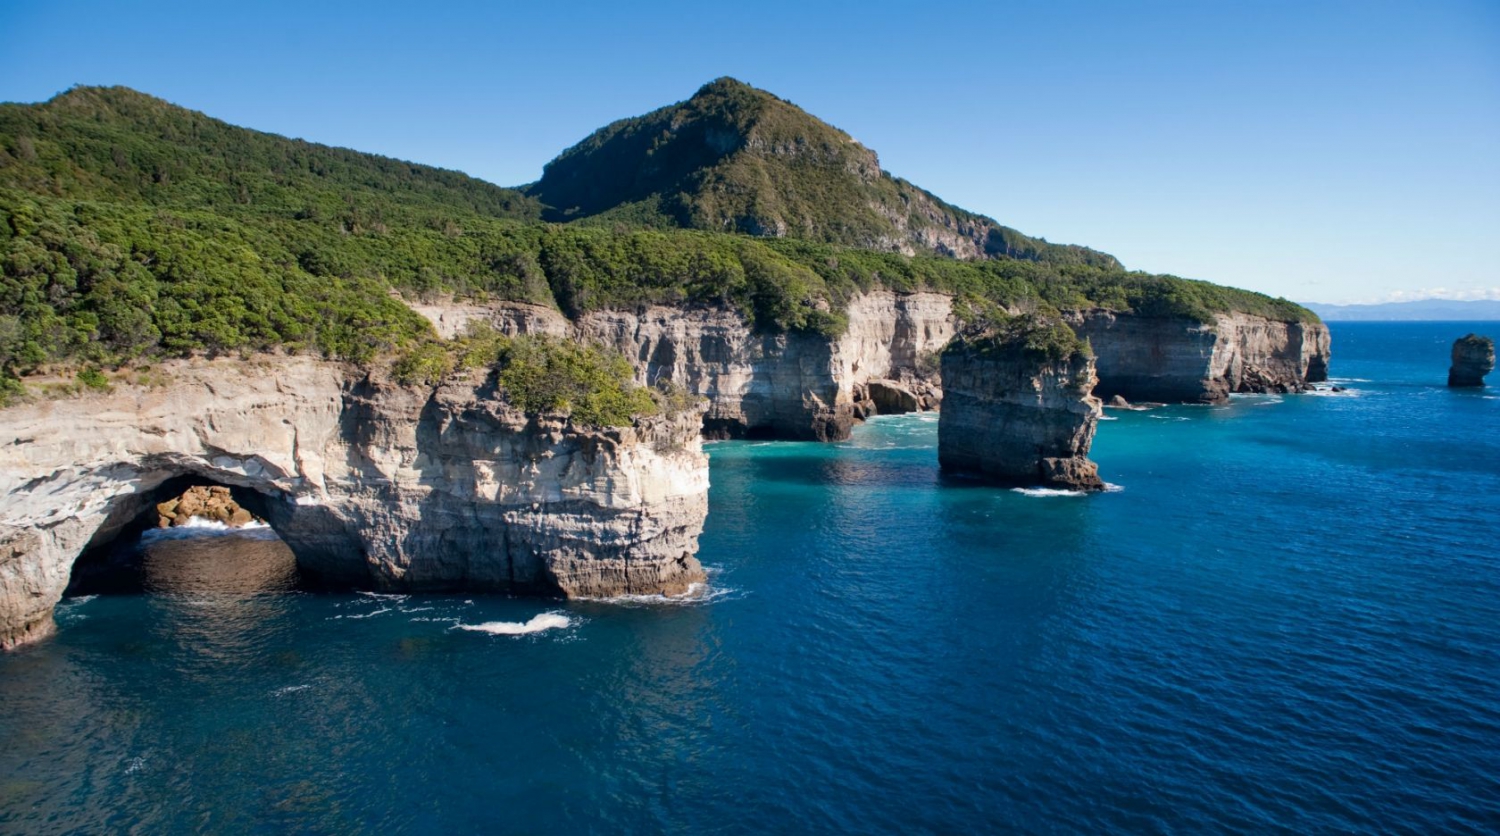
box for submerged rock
[1448,334,1494,387]
[938,319,1105,490]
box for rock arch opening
[67,475,306,596]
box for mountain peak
[690,76,765,99]
[523,81,1119,267]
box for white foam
[579,580,740,607]
[357,591,409,601]
[274,684,312,696]
[1099,415,1118,421]
[63,595,97,605]
[455,612,572,635]
[1103,483,1125,493]
[1011,487,1087,497]
[140,518,273,541]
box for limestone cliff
[0,358,708,649]
[1066,309,1330,403]
[419,290,955,441]
[414,295,1329,436]
[1448,334,1494,387]
[937,322,1104,489]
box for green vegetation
[945,313,1093,364]
[394,325,683,427]
[527,78,1120,268]
[0,82,1318,413]
[0,189,434,372]
[494,334,659,427]
[0,86,538,225]
[75,365,111,390]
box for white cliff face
[413,293,1331,428]
[0,357,708,649]
[415,291,956,441]
[1067,310,1331,403]
[580,292,955,439]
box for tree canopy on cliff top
[0,82,1317,394]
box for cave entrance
[66,475,305,597]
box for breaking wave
[455,612,573,635]
[140,519,274,542]
[578,580,741,607]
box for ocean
[2,322,1497,833]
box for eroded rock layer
[418,295,1329,435]
[427,291,955,441]
[1067,310,1330,403]
[938,331,1104,490]
[0,358,708,649]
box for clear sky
[2,0,1496,304]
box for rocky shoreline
[0,292,1331,650]
[0,358,708,649]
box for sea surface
[2,322,1498,834]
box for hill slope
[0,86,541,225]
[525,78,1120,268]
[0,83,1313,399]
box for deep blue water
[2,322,1498,834]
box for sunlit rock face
[417,296,1330,436]
[1066,310,1331,403]
[421,291,955,441]
[0,357,708,649]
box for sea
[2,322,1497,834]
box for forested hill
[525,78,1120,268]
[0,86,541,225]
[0,83,1315,400]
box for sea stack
[938,317,1105,490]
[1448,334,1494,387]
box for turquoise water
[2,322,1498,833]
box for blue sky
[2,0,1496,304]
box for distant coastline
[1304,299,1500,321]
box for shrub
[496,335,657,427]
[76,366,112,391]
